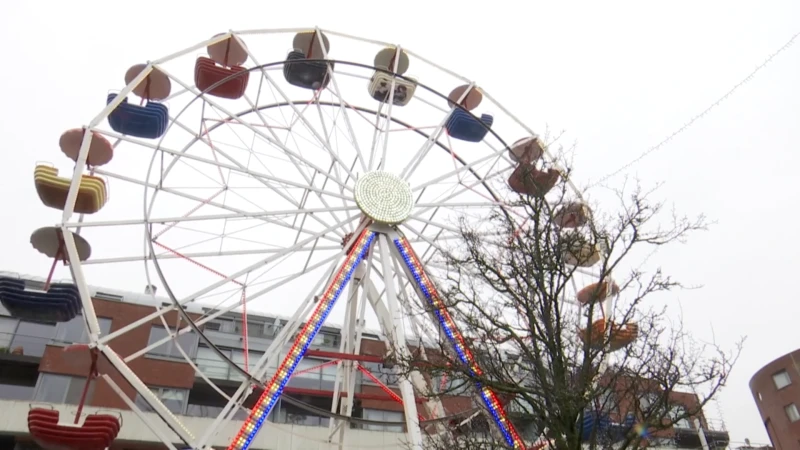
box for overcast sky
[1,1,798,446]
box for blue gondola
[283,50,332,90]
[580,410,635,443]
[445,108,494,143]
[580,410,612,441]
[0,276,80,322]
[106,93,169,139]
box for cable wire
[588,30,800,188]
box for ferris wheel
[7,27,638,450]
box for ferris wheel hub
[354,171,414,225]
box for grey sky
[1,1,798,446]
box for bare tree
[393,147,741,450]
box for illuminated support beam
[392,235,525,449]
[226,229,377,450]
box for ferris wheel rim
[47,26,613,450]
[136,56,528,335]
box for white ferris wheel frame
[50,26,614,450]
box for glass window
[0,383,34,401]
[321,361,338,388]
[196,346,230,380]
[361,362,400,386]
[638,393,660,413]
[187,402,248,421]
[11,321,56,357]
[289,358,324,390]
[234,321,270,338]
[135,387,188,415]
[54,317,112,344]
[146,326,198,359]
[0,316,17,349]
[274,398,329,427]
[363,409,403,433]
[186,386,248,421]
[294,358,323,379]
[786,404,800,422]
[33,374,94,405]
[312,332,339,348]
[230,350,247,381]
[433,374,472,396]
[670,405,691,429]
[774,370,792,390]
[229,349,263,381]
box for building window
[0,316,17,349]
[10,321,57,357]
[670,405,692,429]
[195,346,264,381]
[774,370,792,390]
[54,316,112,344]
[432,374,472,396]
[33,374,94,405]
[363,409,404,433]
[786,404,800,422]
[196,346,231,380]
[360,362,401,386]
[229,349,264,381]
[0,383,35,401]
[135,387,188,415]
[312,332,340,348]
[146,326,198,360]
[289,358,328,390]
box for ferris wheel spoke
[401,83,479,182]
[373,51,403,172]
[367,101,386,170]
[311,99,358,234]
[155,64,356,196]
[412,168,517,220]
[172,213,359,305]
[234,96,353,234]
[115,249,343,362]
[81,245,340,265]
[198,103,299,204]
[411,143,510,194]
[93,168,343,246]
[312,28,369,174]
[240,99,360,238]
[243,62,362,183]
[98,129,349,202]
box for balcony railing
[193,354,361,392]
[0,331,55,358]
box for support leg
[391,234,525,449]
[378,234,424,450]
[227,229,378,450]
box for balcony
[673,419,730,449]
[194,345,402,394]
[0,319,58,360]
[0,399,409,449]
[0,314,112,359]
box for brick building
[0,271,728,449]
[750,349,800,450]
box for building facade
[750,349,800,450]
[0,272,728,450]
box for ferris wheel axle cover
[354,171,414,225]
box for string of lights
[588,30,799,189]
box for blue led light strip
[228,230,377,450]
[394,237,524,449]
